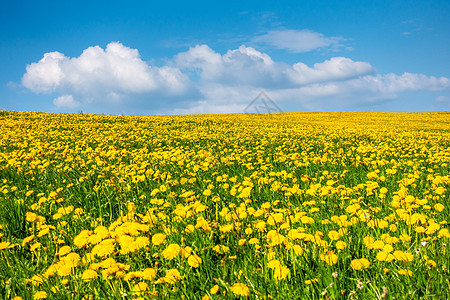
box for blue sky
[1,0,449,114]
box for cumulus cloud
[53,95,80,108]
[252,29,346,53]
[170,45,450,113]
[175,45,374,88]
[21,41,450,113]
[22,42,190,106]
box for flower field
[0,110,449,299]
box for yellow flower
[26,212,38,222]
[328,230,340,241]
[230,282,250,297]
[320,251,338,265]
[305,278,318,285]
[336,240,347,250]
[162,244,181,260]
[58,246,72,257]
[30,242,41,252]
[30,275,44,286]
[434,203,445,212]
[37,227,50,237]
[392,250,414,262]
[82,269,98,282]
[350,258,370,270]
[292,244,304,256]
[268,259,282,269]
[220,224,234,233]
[248,238,259,245]
[164,269,182,284]
[398,269,413,276]
[210,284,219,294]
[142,268,157,281]
[267,230,286,247]
[0,242,11,250]
[33,291,47,300]
[187,254,202,268]
[273,265,290,280]
[151,233,166,245]
[372,240,385,249]
[376,251,394,262]
[133,282,148,295]
[415,226,426,233]
[22,234,35,246]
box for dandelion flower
[82,269,98,282]
[320,251,338,265]
[350,258,370,270]
[33,291,47,300]
[210,285,219,294]
[162,244,181,260]
[151,233,166,245]
[187,254,202,268]
[230,282,250,297]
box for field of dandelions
[0,111,449,299]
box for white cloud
[21,41,450,113]
[175,45,373,88]
[22,52,66,93]
[252,29,346,53]
[22,42,190,106]
[288,57,375,85]
[53,95,80,108]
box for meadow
[0,110,449,299]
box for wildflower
[30,242,41,252]
[220,224,234,233]
[350,258,370,270]
[320,251,338,265]
[336,240,347,250]
[30,275,44,286]
[164,269,182,284]
[0,242,11,250]
[398,269,413,276]
[376,251,394,262]
[22,235,35,246]
[188,254,202,268]
[58,246,72,257]
[133,282,148,295]
[392,250,414,262]
[162,244,181,260]
[152,233,166,245]
[82,269,98,282]
[434,203,445,212]
[328,230,340,241]
[305,278,318,285]
[248,238,259,245]
[273,265,290,280]
[210,285,219,294]
[292,244,304,256]
[142,268,157,280]
[230,282,250,297]
[33,291,47,300]
[267,230,286,247]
